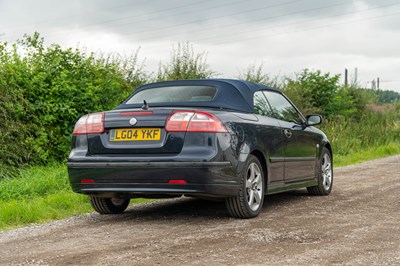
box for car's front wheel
[225,155,265,218]
[307,147,333,195]
[89,196,130,214]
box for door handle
[284,129,292,138]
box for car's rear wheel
[307,147,333,195]
[225,155,265,218]
[89,196,130,214]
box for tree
[238,63,280,88]
[283,69,355,118]
[157,42,215,81]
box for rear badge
[129,117,137,126]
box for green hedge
[0,33,144,168]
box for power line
[208,9,400,46]
[102,0,306,35]
[50,0,398,46]
[137,1,400,52]
[6,0,214,33]
[44,0,246,35]
[132,0,384,42]
[196,1,400,44]
[33,0,150,24]
[74,0,216,28]
[3,0,400,56]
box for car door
[262,90,318,183]
[253,91,285,186]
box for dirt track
[0,155,399,265]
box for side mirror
[306,114,323,126]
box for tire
[225,155,265,218]
[89,196,130,214]
[307,147,333,195]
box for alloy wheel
[245,162,263,211]
[322,153,332,191]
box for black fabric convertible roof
[117,79,281,113]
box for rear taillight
[165,111,195,132]
[165,110,227,133]
[72,112,105,135]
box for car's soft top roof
[117,79,281,113]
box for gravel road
[1,155,399,265]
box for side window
[253,91,274,117]
[263,91,303,124]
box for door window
[263,91,303,124]
[253,91,274,117]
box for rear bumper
[67,161,239,198]
[68,161,231,168]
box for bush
[239,63,281,88]
[282,69,357,118]
[157,42,215,81]
[0,33,145,167]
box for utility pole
[377,77,380,89]
[344,68,348,87]
[354,67,358,85]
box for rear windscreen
[126,86,217,104]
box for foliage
[344,86,377,119]
[239,63,281,88]
[376,89,400,103]
[157,42,215,81]
[320,108,400,164]
[282,69,357,118]
[0,33,145,167]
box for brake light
[165,111,227,133]
[72,112,105,135]
[120,111,153,116]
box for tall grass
[0,165,146,231]
[0,165,69,201]
[321,109,400,166]
[0,165,92,230]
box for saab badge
[129,117,137,126]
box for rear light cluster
[72,112,105,135]
[165,110,227,133]
[72,110,227,136]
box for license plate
[110,128,161,142]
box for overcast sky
[1,0,400,92]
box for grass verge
[0,165,147,231]
[334,142,400,167]
[0,191,92,231]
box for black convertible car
[68,79,333,218]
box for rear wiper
[142,100,149,110]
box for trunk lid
[87,108,185,155]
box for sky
[1,0,400,92]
